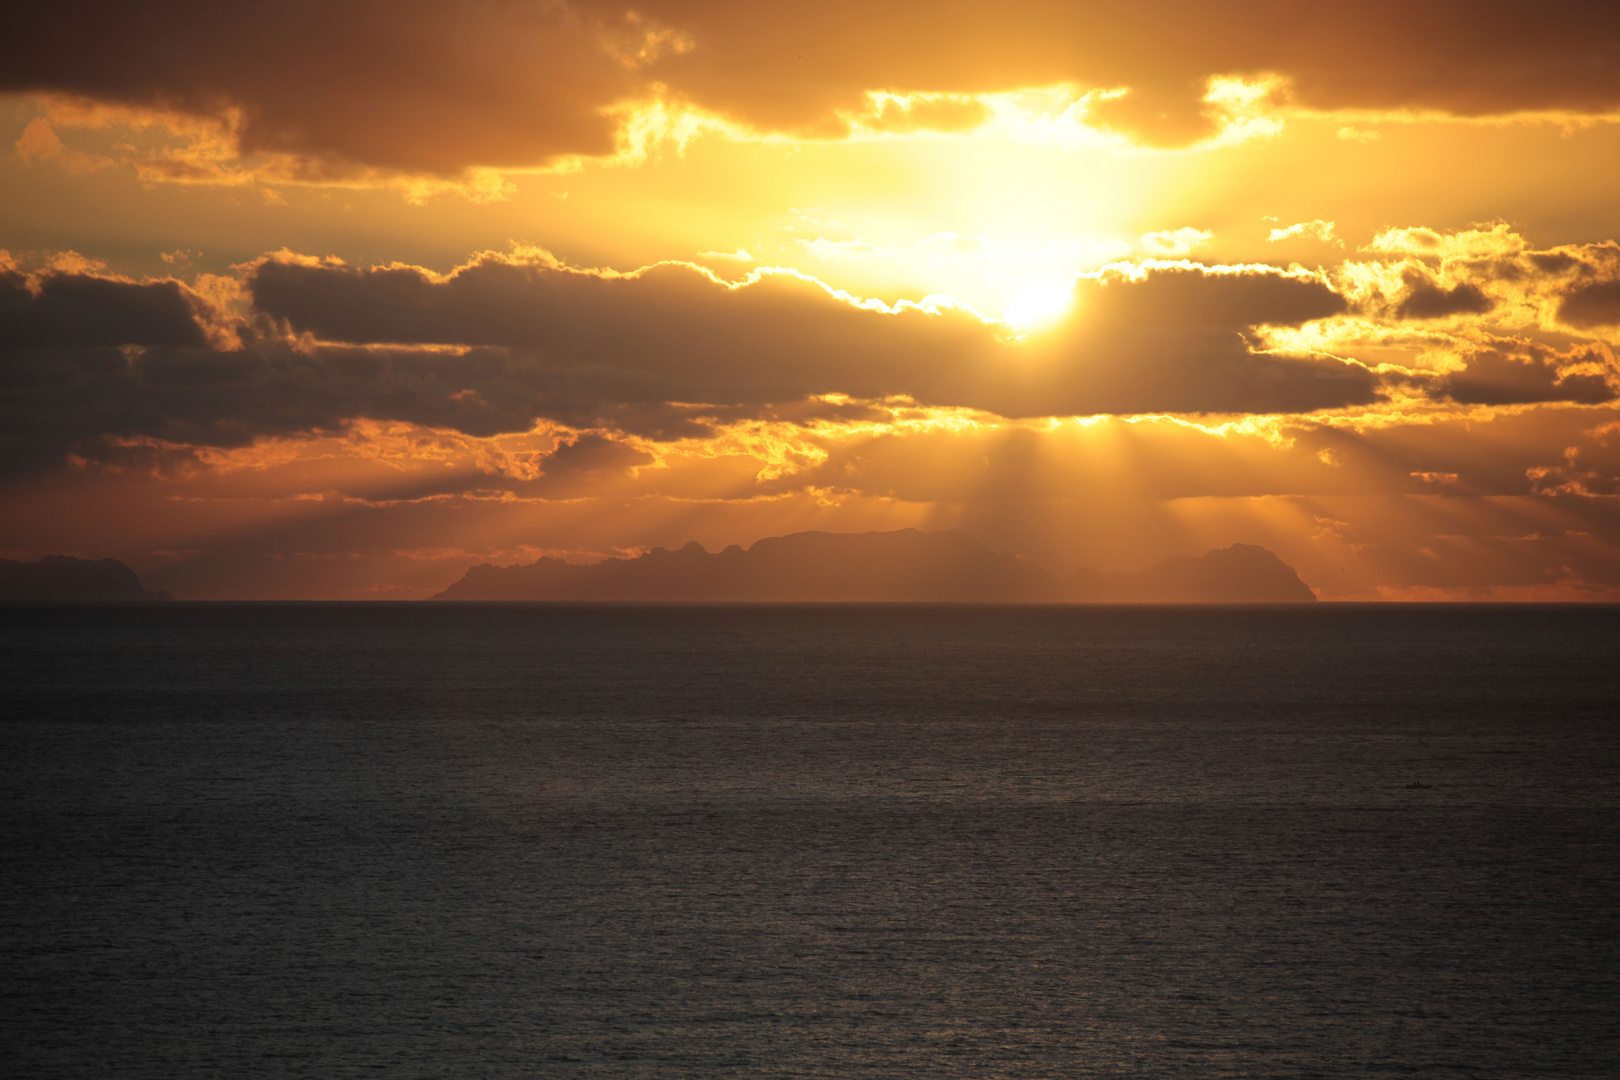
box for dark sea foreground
[2,604,1617,1079]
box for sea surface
[2,603,1617,1079]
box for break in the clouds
[5,0,1620,177]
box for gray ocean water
[2,603,1617,1079]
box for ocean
[2,603,1617,1078]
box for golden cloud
[5,0,1619,184]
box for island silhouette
[0,556,172,602]
[432,529,1316,603]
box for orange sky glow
[3,1,1620,598]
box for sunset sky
[3,1,1619,599]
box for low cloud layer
[12,226,1620,481]
[251,253,1375,418]
[1,268,207,348]
[0,252,1379,475]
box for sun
[1000,278,1077,330]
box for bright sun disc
[1001,280,1075,329]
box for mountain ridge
[431,529,1316,603]
[0,556,172,602]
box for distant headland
[431,529,1316,603]
[0,556,172,602]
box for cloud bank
[5,0,1619,177]
[0,251,1384,475]
[6,226,1618,529]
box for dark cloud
[1529,252,1582,274]
[4,1,1619,170]
[1078,264,1347,328]
[1,270,208,348]
[0,1,636,173]
[542,433,654,477]
[1395,272,1493,320]
[251,256,992,407]
[0,334,585,477]
[251,254,1375,418]
[1438,345,1616,406]
[0,254,1377,477]
[1560,280,1620,328]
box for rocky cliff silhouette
[0,556,172,602]
[1061,543,1317,602]
[432,530,1316,602]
